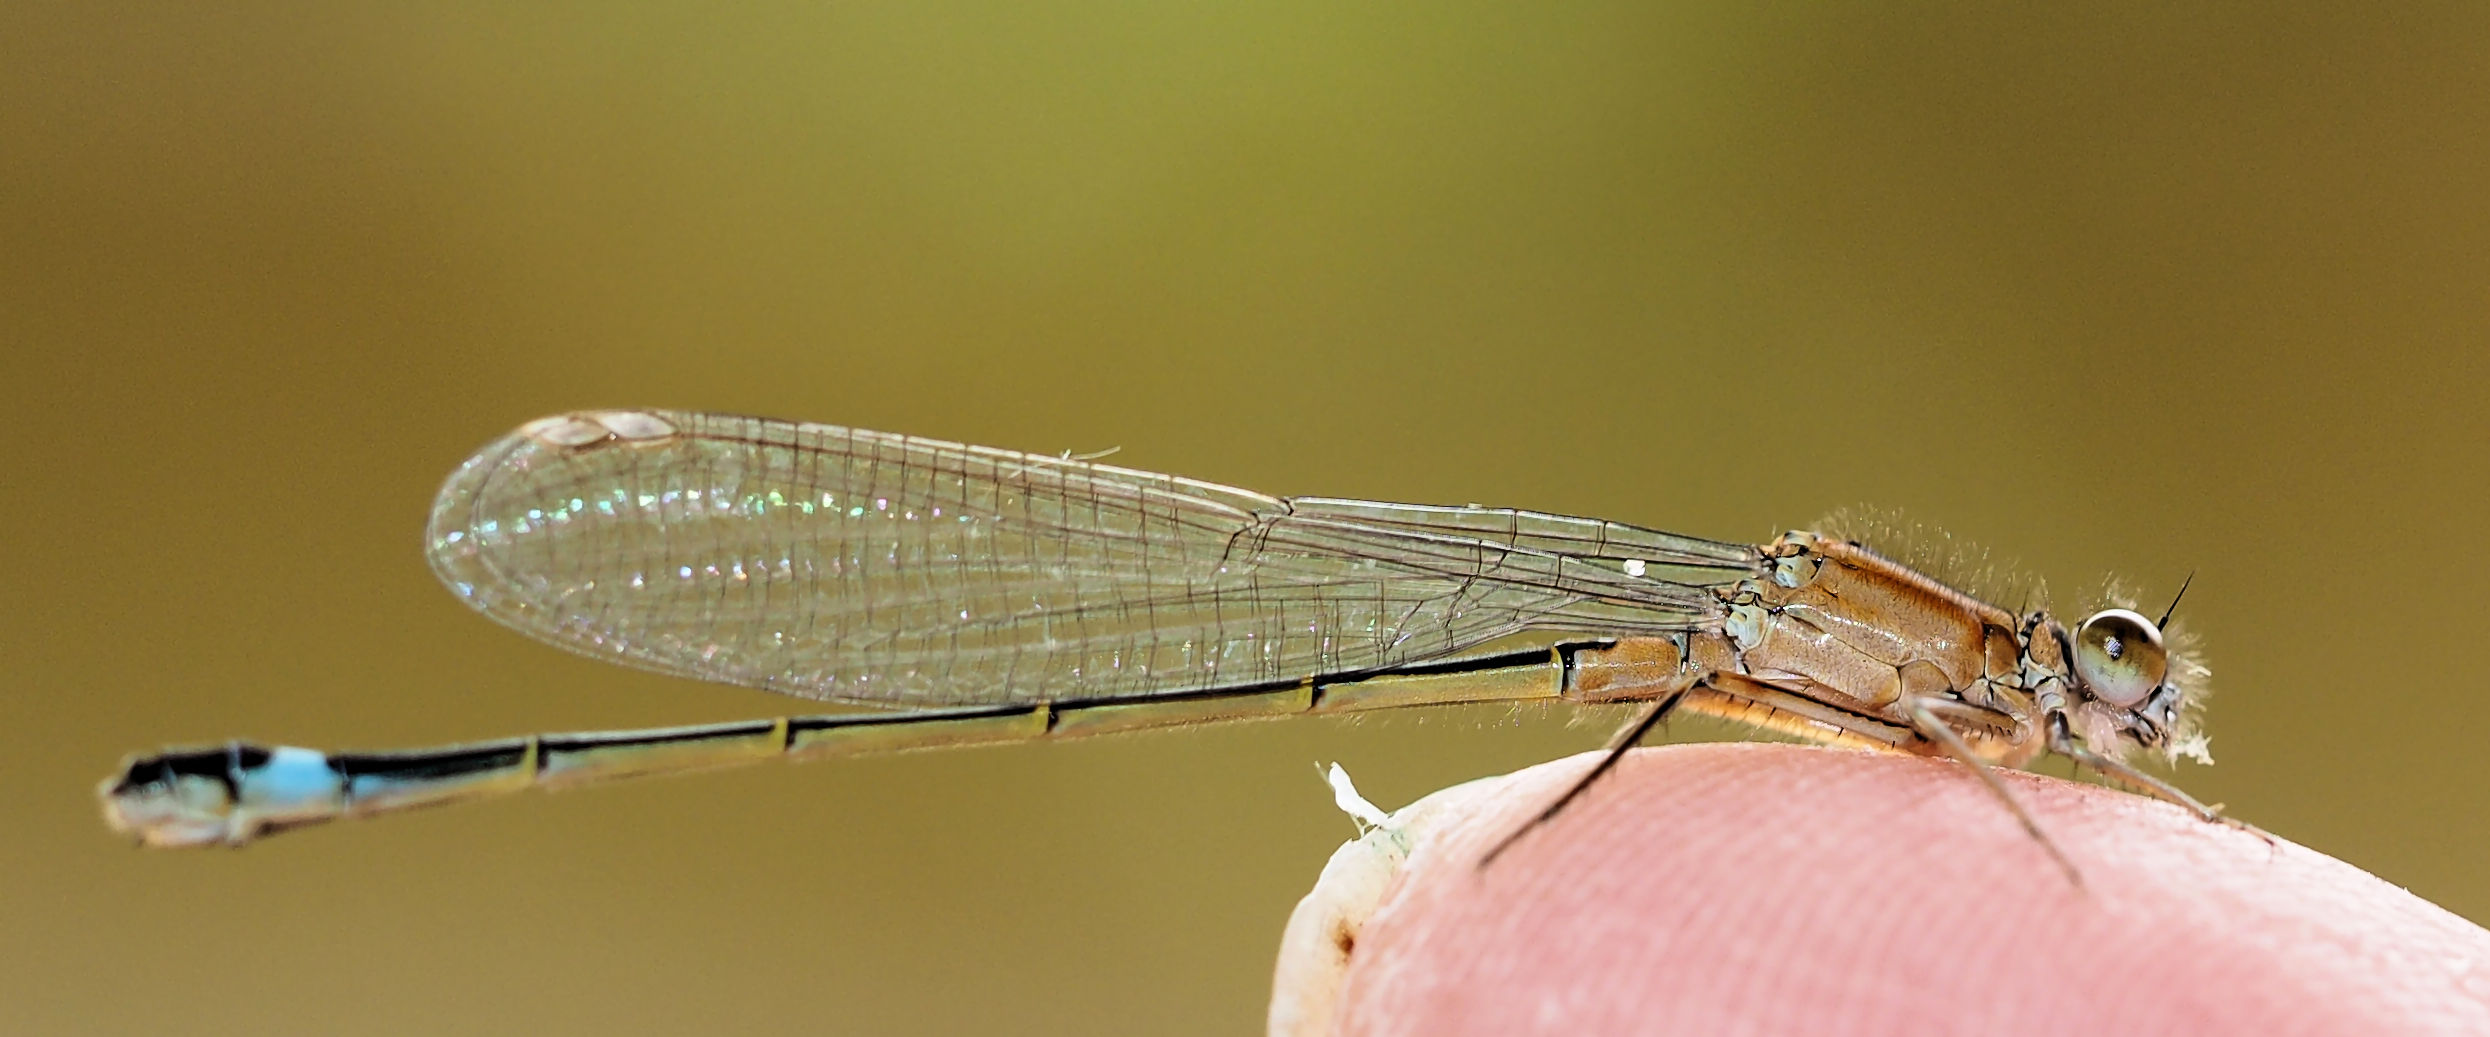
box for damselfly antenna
[2157,571,2196,629]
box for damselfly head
[2066,606,2212,765]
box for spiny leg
[2050,721,2277,848]
[1904,700,2085,889]
[1478,685,1689,867]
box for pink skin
[1322,743,2490,1036]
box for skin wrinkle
[1325,743,2490,1036]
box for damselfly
[100,410,2220,866]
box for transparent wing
[426,410,1761,707]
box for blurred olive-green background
[6,4,2487,1034]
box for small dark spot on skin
[1333,927,1356,955]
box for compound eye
[2072,608,2167,709]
